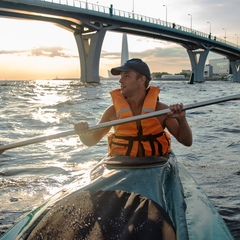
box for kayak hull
[0,153,234,240]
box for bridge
[0,0,240,83]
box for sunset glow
[0,0,239,80]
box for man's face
[119,71,141,97]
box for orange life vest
[108,86,171,157]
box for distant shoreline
[0,77,233,82]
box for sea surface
[0,79,239,238]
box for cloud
[0,46,78,58]
[29,46,77,58]
[0,49,27,55]
[101,44,187,59]
[101,51,120,59]
[100,45,191,74]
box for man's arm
[74,105,116,146]
[158,102,193,146]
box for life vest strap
[111,132,165,156]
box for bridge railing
[42,0,238,49]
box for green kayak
[0,152,234,240]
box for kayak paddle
[0,94,239,154]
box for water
[0,79,239,238]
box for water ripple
[0,80,239,237]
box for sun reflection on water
[30,89,71,123]
[33,108,59,123]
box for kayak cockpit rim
[102,154,170,168]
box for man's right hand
[74,122,89,135]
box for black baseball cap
[111,58,152,80]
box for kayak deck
[0,153,234,240]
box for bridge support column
[230,60,240,82]
[187,49,209,83]
[74,29,106,83]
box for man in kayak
[75,58,192,157]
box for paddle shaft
[0,94,239,154]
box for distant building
[204,64,213,78]
[161,74,185,79]
[209,58,230,76]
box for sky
[0,0,239,80]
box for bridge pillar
[230,60,240,82]
[74,29,106,83]
[187,49,210,83]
